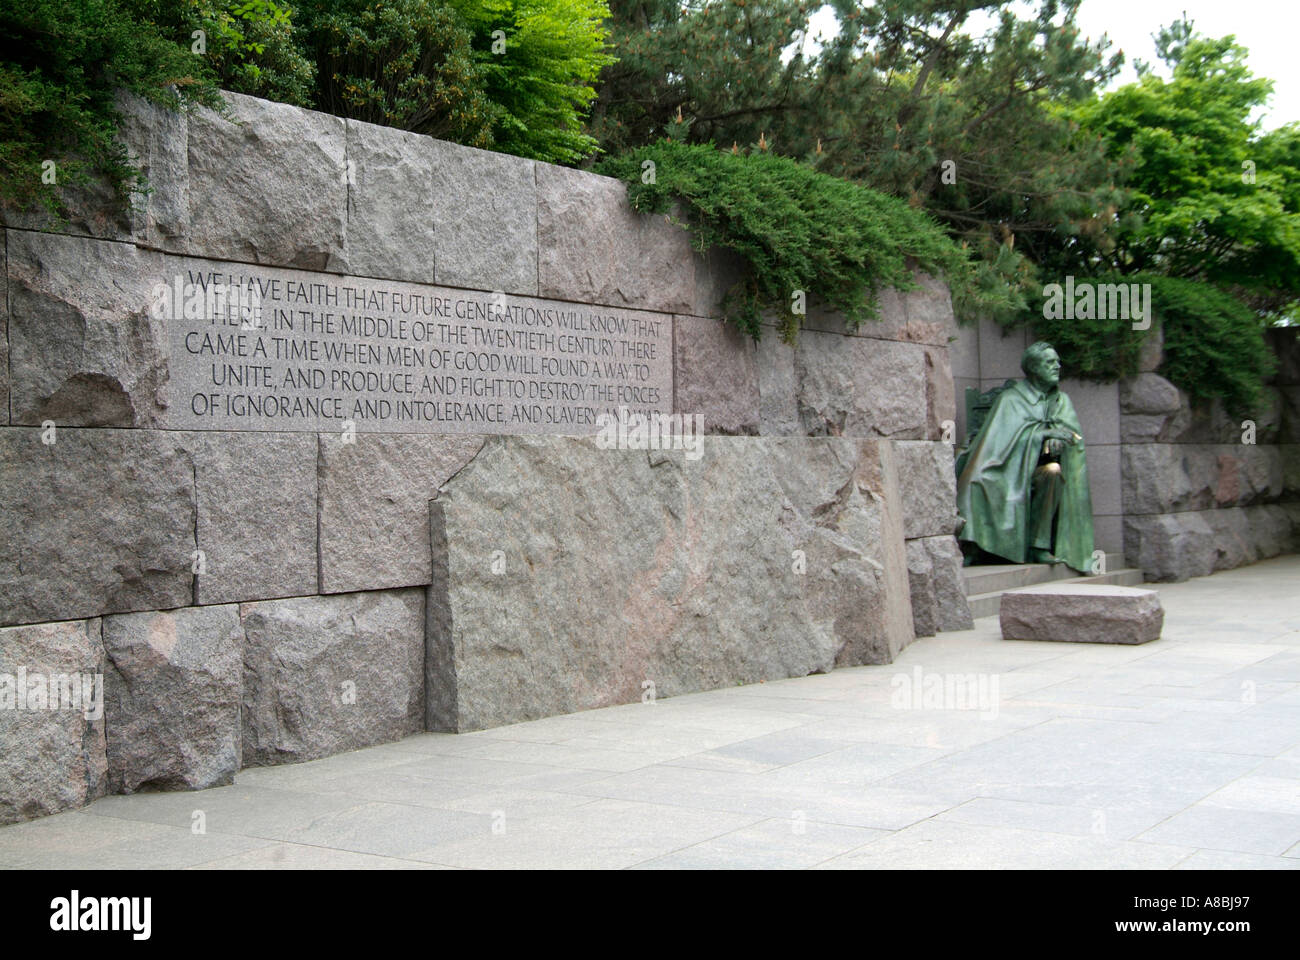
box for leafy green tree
[588,0,824,158]
[294,0,614,163]
[294,0,498,147]
[590,0,1126,323]
[1071,19,1300,317]
[125,0,315,106]
[449,0,616,164]
[1150,274,1275,415]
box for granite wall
[0,91,970,824]
[1116,325,1300,581]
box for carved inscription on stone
[163,262,671,434]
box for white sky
[803,0,1299,130]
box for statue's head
[1021,341,1062,387]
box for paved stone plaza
[2,556,1297,871]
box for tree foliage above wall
[1,0,1290,420]
[294,0,499,147]
[1031,273,1276,417]
[597,139,1010,342]
[0,0,617,220]
[0,0,222,220]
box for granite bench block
[1000,583,1164,645]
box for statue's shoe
[1029,549,1063,564]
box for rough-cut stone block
[796,333,927,438]
[102,605,242,792]
[756,333,800,436]
[186,92,346,270]
[1000,584,1164,645]
[1121,373,1181,417]
[427,436,911,732]
[1280,503,1300,551]
[905,540,937,638]
[922,535,974,631]
[116,90,189,249]
[1121,413,1170,444]
[1158,395,1250,445]
[0,429,195,626]
[798,273,953,346]
[894,440,961,539]
[761,435,866,523]
[1247,504,1292,560]
[1194,448,1228,508]
[1202,508,1257,571]
[7,231,168,427]
[1235,445,1284,505]
[902,272,960,345]
[1124,513,1215,582]
[924,345,956,440]
[1282,444,1300,499]
[431,138,536,295]
[191,433,318,604]
[3,90,180,242]
[427,437,830,731]
[344,120,436,284]
[1252,387,1285,445]
[798,290,900,340]
[319,433,486,594]
[1122,445,1194,514]
[1137,323,1164,373]
[241,589,425,765]
[0,619,106,825]
[691,245,747,318]
[0,157,131,240]
[673,315,759,434]
[1125,444,1283,515]
[537,165,693,313]
[790,438,916,667]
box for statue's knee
[1033,461,1063,491]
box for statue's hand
[1044,428,1077,444]
[1045,437,1065,458]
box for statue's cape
[955,378,1095,572]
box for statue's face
[1030,348,1062,386]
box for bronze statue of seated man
[955,341,1095,573]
